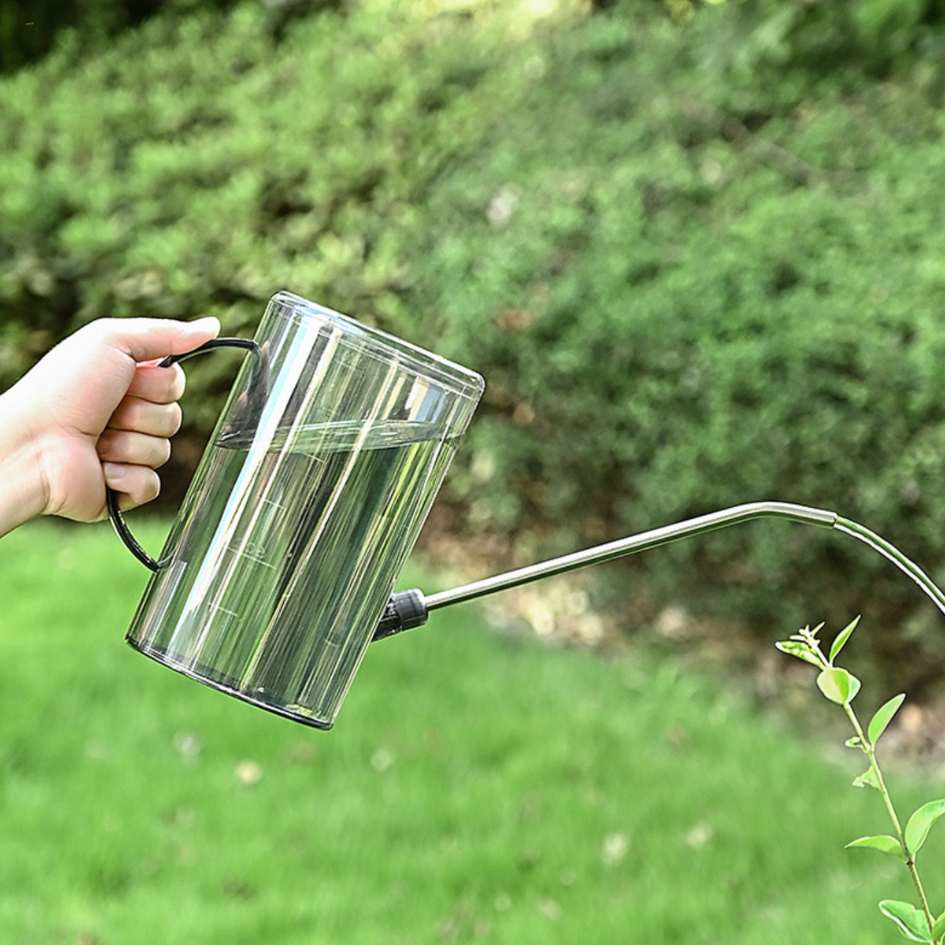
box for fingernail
[103,462,126,482]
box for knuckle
[114,399,138,428]
[100,431,127,460]
[78,318,111,344]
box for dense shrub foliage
[2,0,945,677]
[0,0,242,73]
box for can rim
[270,291,485,402]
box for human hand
[0,317,220,536]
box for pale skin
[0,316,221,538]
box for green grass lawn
[0,521,942,944]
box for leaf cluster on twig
[776,618,945,943]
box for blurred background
[2,1,945,942]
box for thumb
[107,316,221,363]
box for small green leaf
[852,768,880,790]
[905,799,945,857]
[774,641,820,667]
[932,911,945,942]
[829,615,861,663]
[869,694,906,746]
[845,735,862,749]
[845,835,902,857]
[878,900,932,942]
[817,667,861,705]
[931,911,945,942]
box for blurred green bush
[0,0,240,73]
[2,0,945,678]
[652,0,943,77]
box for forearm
[0,390,49,538]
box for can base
[126,637,334,731]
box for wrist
[0,388,51,536]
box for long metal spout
[424,501,836,611]
[372,501,945,642]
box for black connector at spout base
[372,589,428,642]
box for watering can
[110,291,945,730]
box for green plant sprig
[776,618,945,944]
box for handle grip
[107,336,260,572]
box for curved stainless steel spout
[372,501,945,641]
[424,501,836,610]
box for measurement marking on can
[209,603,240,618]
[238,552,276,569]
[226,543,277,568]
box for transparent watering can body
[113,291,945,731]
[114,292,483,729]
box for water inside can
[128,419,456,725]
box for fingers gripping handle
[106,337,260,572]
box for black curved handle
[107,336,260,572]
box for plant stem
[843,702,937,937]
[801,629,939,941]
